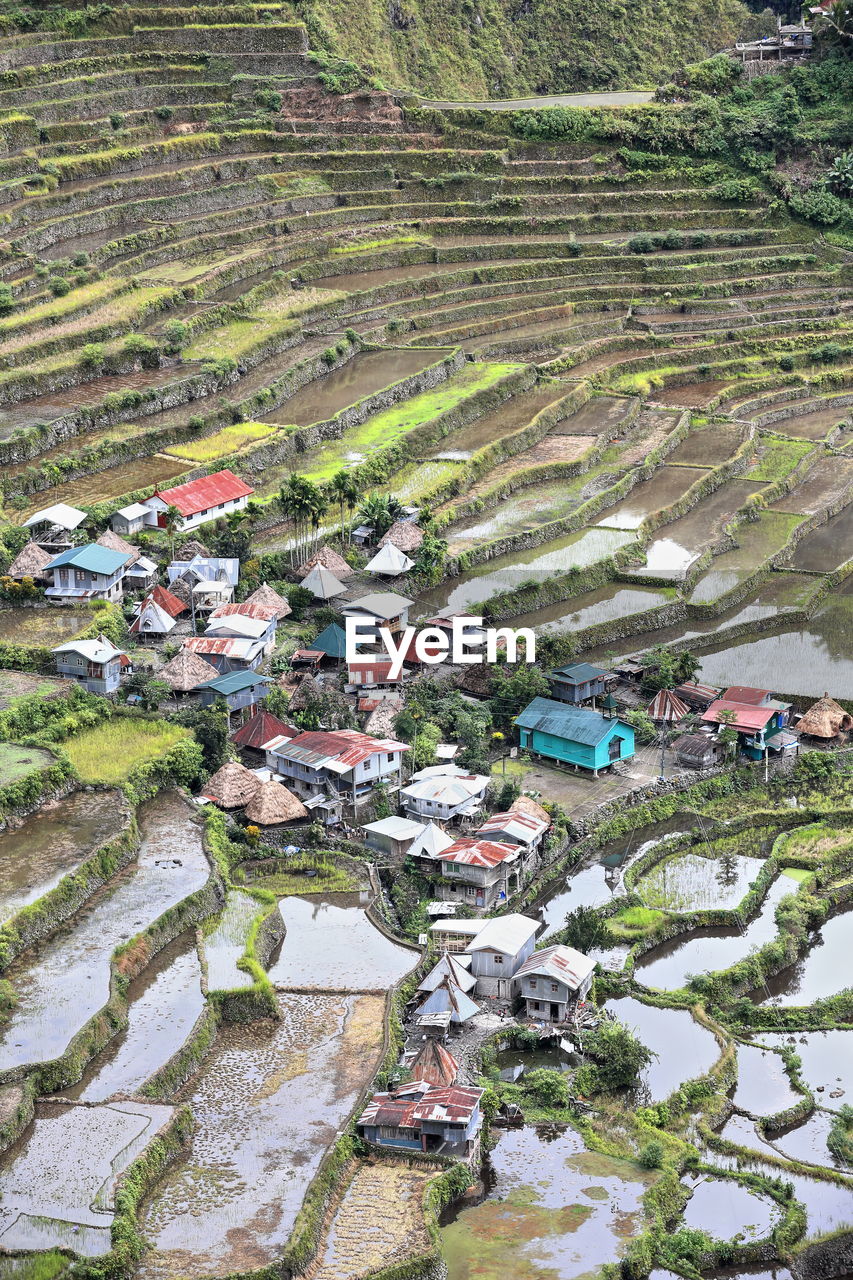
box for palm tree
[357,493,405,538]
[326,469,359,542]
[163,504,183,559]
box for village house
[515,697,635,774]
[182,635,266,673]
[400,768,490,822]
[702,697,792,760]
[407,821,456,871]
[672,732,726,770]
[196,669,272,717]
[139,469,254,533]
[52,634,129,695]
[231,709,298,758]
[722,685,793,728]
[403,1038,459,1089]
[475,807,549,855]
[436,837,529,912]
[413,977,480,1029]
[365,542,414,577]
[548,661,615,706]
[357,1082,484,1159]
[96,530,157,594]
[158,648,219,699]
[23,503,87,551]
[347,659,405,690]
[309,622,347,663]
[361,815,428,861]
[6,541,52,585]
[296,546,354,582]
[341,592,413,638]
[243,582,291,621]
[129,585,188,639]
[264,728,409,809]
[167,556,239,613]
[674,681,720,711]
[429,918,488,954]
[463,914,540,999]
[205,603,278,654]
[110,502,150,537]
[516,944,595,1023]
[44,543,130,603]
[796,694,853,742]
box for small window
[533,1001,540,1011]
[529,978,537,989]
[550,983,559,992]
[494,954,503,965]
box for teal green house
[514,697,635,775]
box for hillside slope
[295,0,750,97]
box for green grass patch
[330,234,430,254]
[0,1251,70,1280]
[183,314,300,361]
[0,742,56,788]
[63,719,190,785]
[780,866,812,882]
[167,421,276,463]
[0,278,124,336]
[607,905,665,939]
[248,854,358,896]
[745,439,814,484]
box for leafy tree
[562,904,608,953]
[584,1018,654,1091]
[641,645,701,692]
[0,283,15,317]
[162,504,184,559]
[326,469,359,541]
[356,493,404,538]
[285,584,315,621]
[794,750,838,784]
[638,1139,665,1169]
[489,664,550,728]
[412,721,442,770]
[624,707,657,745]
[524,1068,569,1110]
[173,703,230,773]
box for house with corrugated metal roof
[44,543,131,603]
[463,913,540,999]
[52,634,129,695]
[515,697,635,774]
[548,661,615,706]
[516,944,595,1022]
[264,728,409,808]
[400,770,490,822]
[140,469,254,532]
[357,1082,484,1159]
[196,669,272,715]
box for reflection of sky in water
[758,908,853,1006]
[759,1029,853,1109]
[682,1175,779,1241]
[602,997,719,1102]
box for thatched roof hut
[96,528,139,564]
[7,540,52,581]
[175,539,211,561]
[364,694,403,737]
[296,546,353,580]
[379,521,424,553]
[244,780,308,825]
[159,648,219,693]
[244,581,291,620]
[796,693,853,740]
[283,672,322,713]
[202,761,261,809]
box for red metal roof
[440,837,519,868]
[647,688,690,722]
[209,601,278,622]
[703,699,777,732]
[231,711,298,751]
[150,584,187,617]
[184,637,257,657]
[412,1085,482,1124]
[722,685,772,705]
[155,469,254,517]
[287,728,409,768]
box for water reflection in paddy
[630,480,762,578]
[427,384,566,460]
[203,890,263,992]
[64,932,204,1104]
[440,1125,657,1280]
[635,876,791,992]
[18,454,189,519]
[681,1174,779,1241]
[0,790,125,924]
[0,792,209,1074]
[262,349,445,427]
[510,584,670,639]
[267,893,415,991]
[601,997,720,1102]
[595,466,708,530]
[416,527,633,615]
[759,1029,853,1108]
[715,1113,853,1237]
[636,851,763,912]
[730,1041,799,1117]
[0,608,93,646]
[757,906,853,1006]
[770,1108,844,1171]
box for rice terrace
[0,0,849,1277]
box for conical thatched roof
[510,794,550,826]
[168,574,194,606]
[379,520,424,553]
[286,672,322,712]
[159,647,220,692]
[244,581,291,620]
[296,546,353,580]
[203,761,261,808]
[796,693,853,740]
[7,540,51,580]
[96,528,139,564]
[175,539,212,561]
[244,780,308,825]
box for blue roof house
[548,661,613,705]
[45,543,130,602]
[515,697,635,775]
[197,669,271,716]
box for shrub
[0,283,13,316]
[585,1018,654,1090]
[524,1068,570,1109]
[48,275,70,297]
[639,1139,665,1169]
[163,319,188,354]
[778,355,795,371]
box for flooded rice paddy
[681,1174,780,1241]
[630,479,762,577]
[0,792,209,1075]
[730,1041,799,1116]
[768,1108,844,1171]
[0,790,125,924]
[0,1099,173,1255]
[636,851,763,912]
[426,384,566,459]
[688,512,802,603]
[417,526,633,615]
[510,583,670,639]
[595,465,708,530]
[666,422,743,466]
[551,396,639,436]
[757,906,853,1006]
[444,478,590,551]
[267,893,415,991]
[790,501,853,571]
[601,997,720,1102]
[440,1125,657,1280]
[65,932,205,1104]
[136,992,385,1280]
[0,366,197,436]
[203,890,263,992]
[758,1030,853,1107]
[634,875,791,992]
[262,349,445,427]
